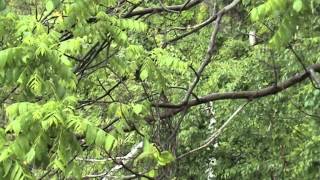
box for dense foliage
[0,0,320,179]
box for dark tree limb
[181,11,221,104]
[151,63,320,120]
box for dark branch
[151,63,320,120]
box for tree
[0,0,319,179]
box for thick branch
[163,0,241,107]
[152,63,320,119]
[189,64,320,105]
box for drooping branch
[151,63,320,119]
[188,64,320,105]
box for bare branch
[151,63,320,119]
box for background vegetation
[0,0,320,179]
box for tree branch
[102,142,144,179]
[163,0,240,47]
[151,63,320,119]
[181,9,221,104]
[123,0,203,18]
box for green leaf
[140,69,148,80]
[35,43,48,56]
[293,0,303,12]
[157,151,175,166]
[6,120,22,135]
[0,49,9,69]
[54,159,65,172]
[133,104,143,114]
[147,169,157,178]
[10,163,21,180]
[41,119,53,130]
[27,72,43,96]
[85,125,97,145]
[250,6,261,21]
[25,148,36,163]
[0,0,6,11]
[95,129,106,147]
[3,160,12,177]
[56,84,66,99]
[0,148,12,162]
[104,134,116,152]
[101,0,117,7]
[46,0,59,12]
